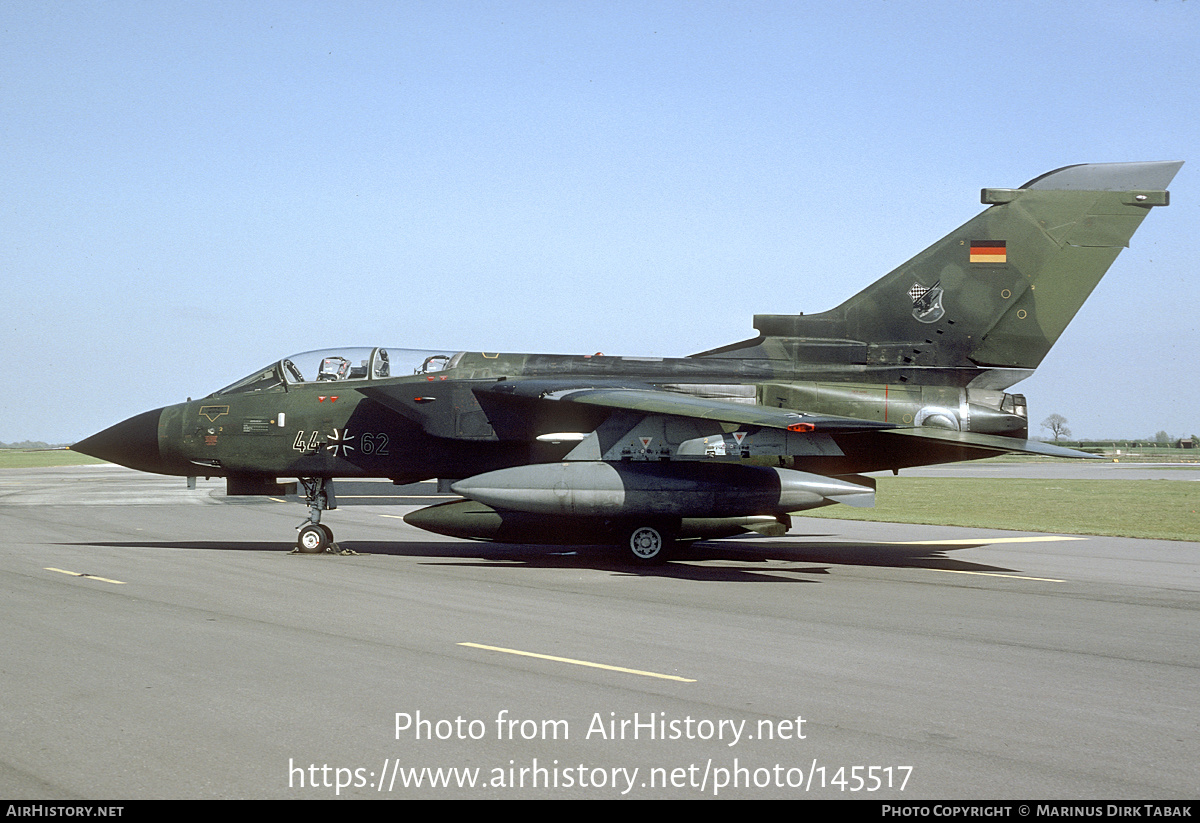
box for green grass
[798,477,1200,542]
[0,449,108,469]
[973,451,1200,464]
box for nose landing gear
[292,477,358,555]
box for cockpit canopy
[210,347,459,396]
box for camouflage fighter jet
[74,161,1181,563]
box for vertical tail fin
[744,162,1181,372]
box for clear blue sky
[2,1,1196,443]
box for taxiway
[1,465,1196,798]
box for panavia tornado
[75,161,1181,563]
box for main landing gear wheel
[626,524,674,565]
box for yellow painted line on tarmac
[45,568,126,585]
[459,642,696,682]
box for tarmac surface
[1,464,1196,799]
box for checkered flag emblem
[909,283,930,302]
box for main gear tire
[626,524,674,565]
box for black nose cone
[73,407,169,473]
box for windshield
[211,347,460,396]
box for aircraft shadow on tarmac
[58,535,1019,582]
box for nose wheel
[296,523,334,553]
[292,478,357,555]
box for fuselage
[74,345,1029,485]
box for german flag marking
[970,240,1007,264]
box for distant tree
[1041,414,1071,442]
[1155,430,1171,446]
